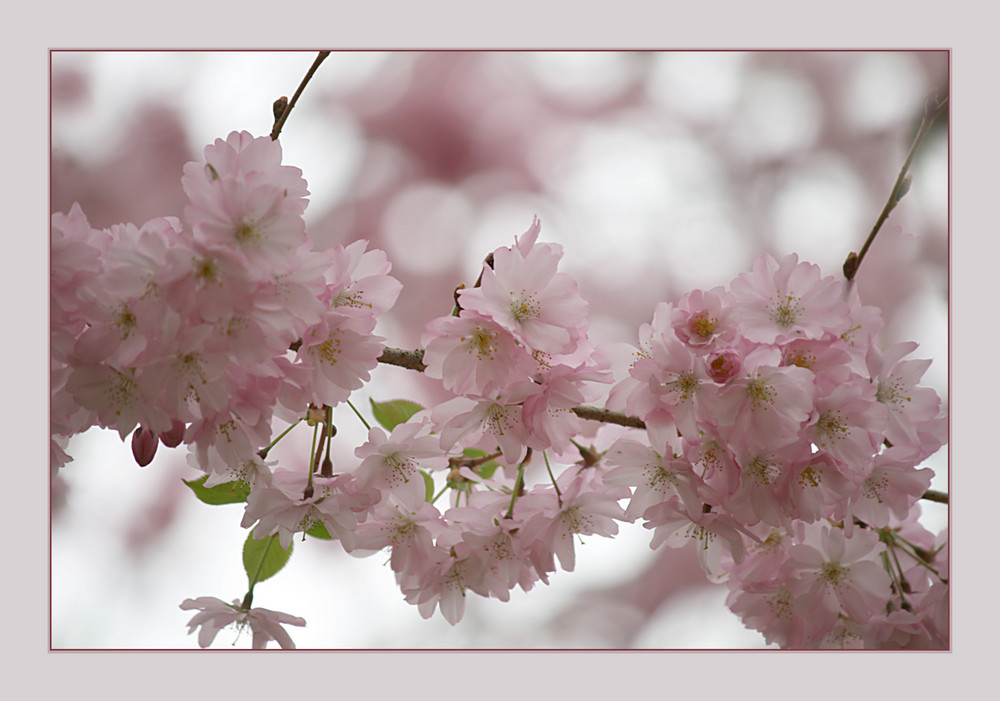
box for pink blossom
[866,341,941,450]
[806,378,887,471]
[354,420,450,507]
[458,218,588,355]
[179,596,305,649]
[785,524,892,625]
[241,470,378,550]
[516,362,611,453]
[626,332,714,438]
[433,395,533,465]
[421,313,534,397]
[705,348,742,384]
[670,286,737,349]
[848,447,934,528]
[351,498,447,576]
[779,454,856,524]
[182,131,310,276]
[641,498,748,576]
[323,239,402,318]
[712,346,815,446]
[730,253,850,344]
[515,468,628,573]
[295,310,385,407]
[603,422,702,520]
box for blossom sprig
[52,100,947,647]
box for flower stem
[543,451,562,507]
[504,456,529,520]
[258,418,301,459]
[347,399,372,431]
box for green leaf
[421,470,435,502]
[369,398,424,431]
[183,475,251,505]
[305,520,333,540]
[243,532,293,586]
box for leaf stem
[247,535,275,593]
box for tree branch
[375,346,946,501]
[843,92,948,280]
[270,51,330,141]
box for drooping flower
[179,596,305,649]
[354,420,450,507]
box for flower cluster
[51,131,947,649]
[599,252,947,647]
[51,131,401,488]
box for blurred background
[50,50,948,649]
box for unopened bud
[131,427,158,467]
[159,420,186,448]
[706,349,741,384]
[893,174,912,206]
[843,251,859,280]
[273,96,288,123]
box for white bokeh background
[50,50,948,649]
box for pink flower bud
[159,420,186,448]
[706,349,741,384]
[131,426,159,467]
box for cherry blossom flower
[458,218,588,355]
[182,131,309,276]
[641,497,749,577]
[515,468,629,573]
[351,498,447,576]
[241,470,378,550]
[354,420,450,507]
[730,253,850,344]
[670,286,737,349]
[712,346,815,446]
[433,394,534,465]
[421,313,534,397]
[806,378,887,471]
[179,596,305,649]
[295,310,385,407]
[848,447,934,528]
[866,341,942,450]
[603,422,702,520]
[785,524,892,626]
[323,239,402,318]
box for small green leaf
[369,398,424,431]
[183,475,251,505]
[305,520,333,540]
[421,470,435,502]
[243,532,293,586]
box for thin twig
[270,51,330,141]
[374,350,946,501]
[844,93,948,279]
[921,488,949,504]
